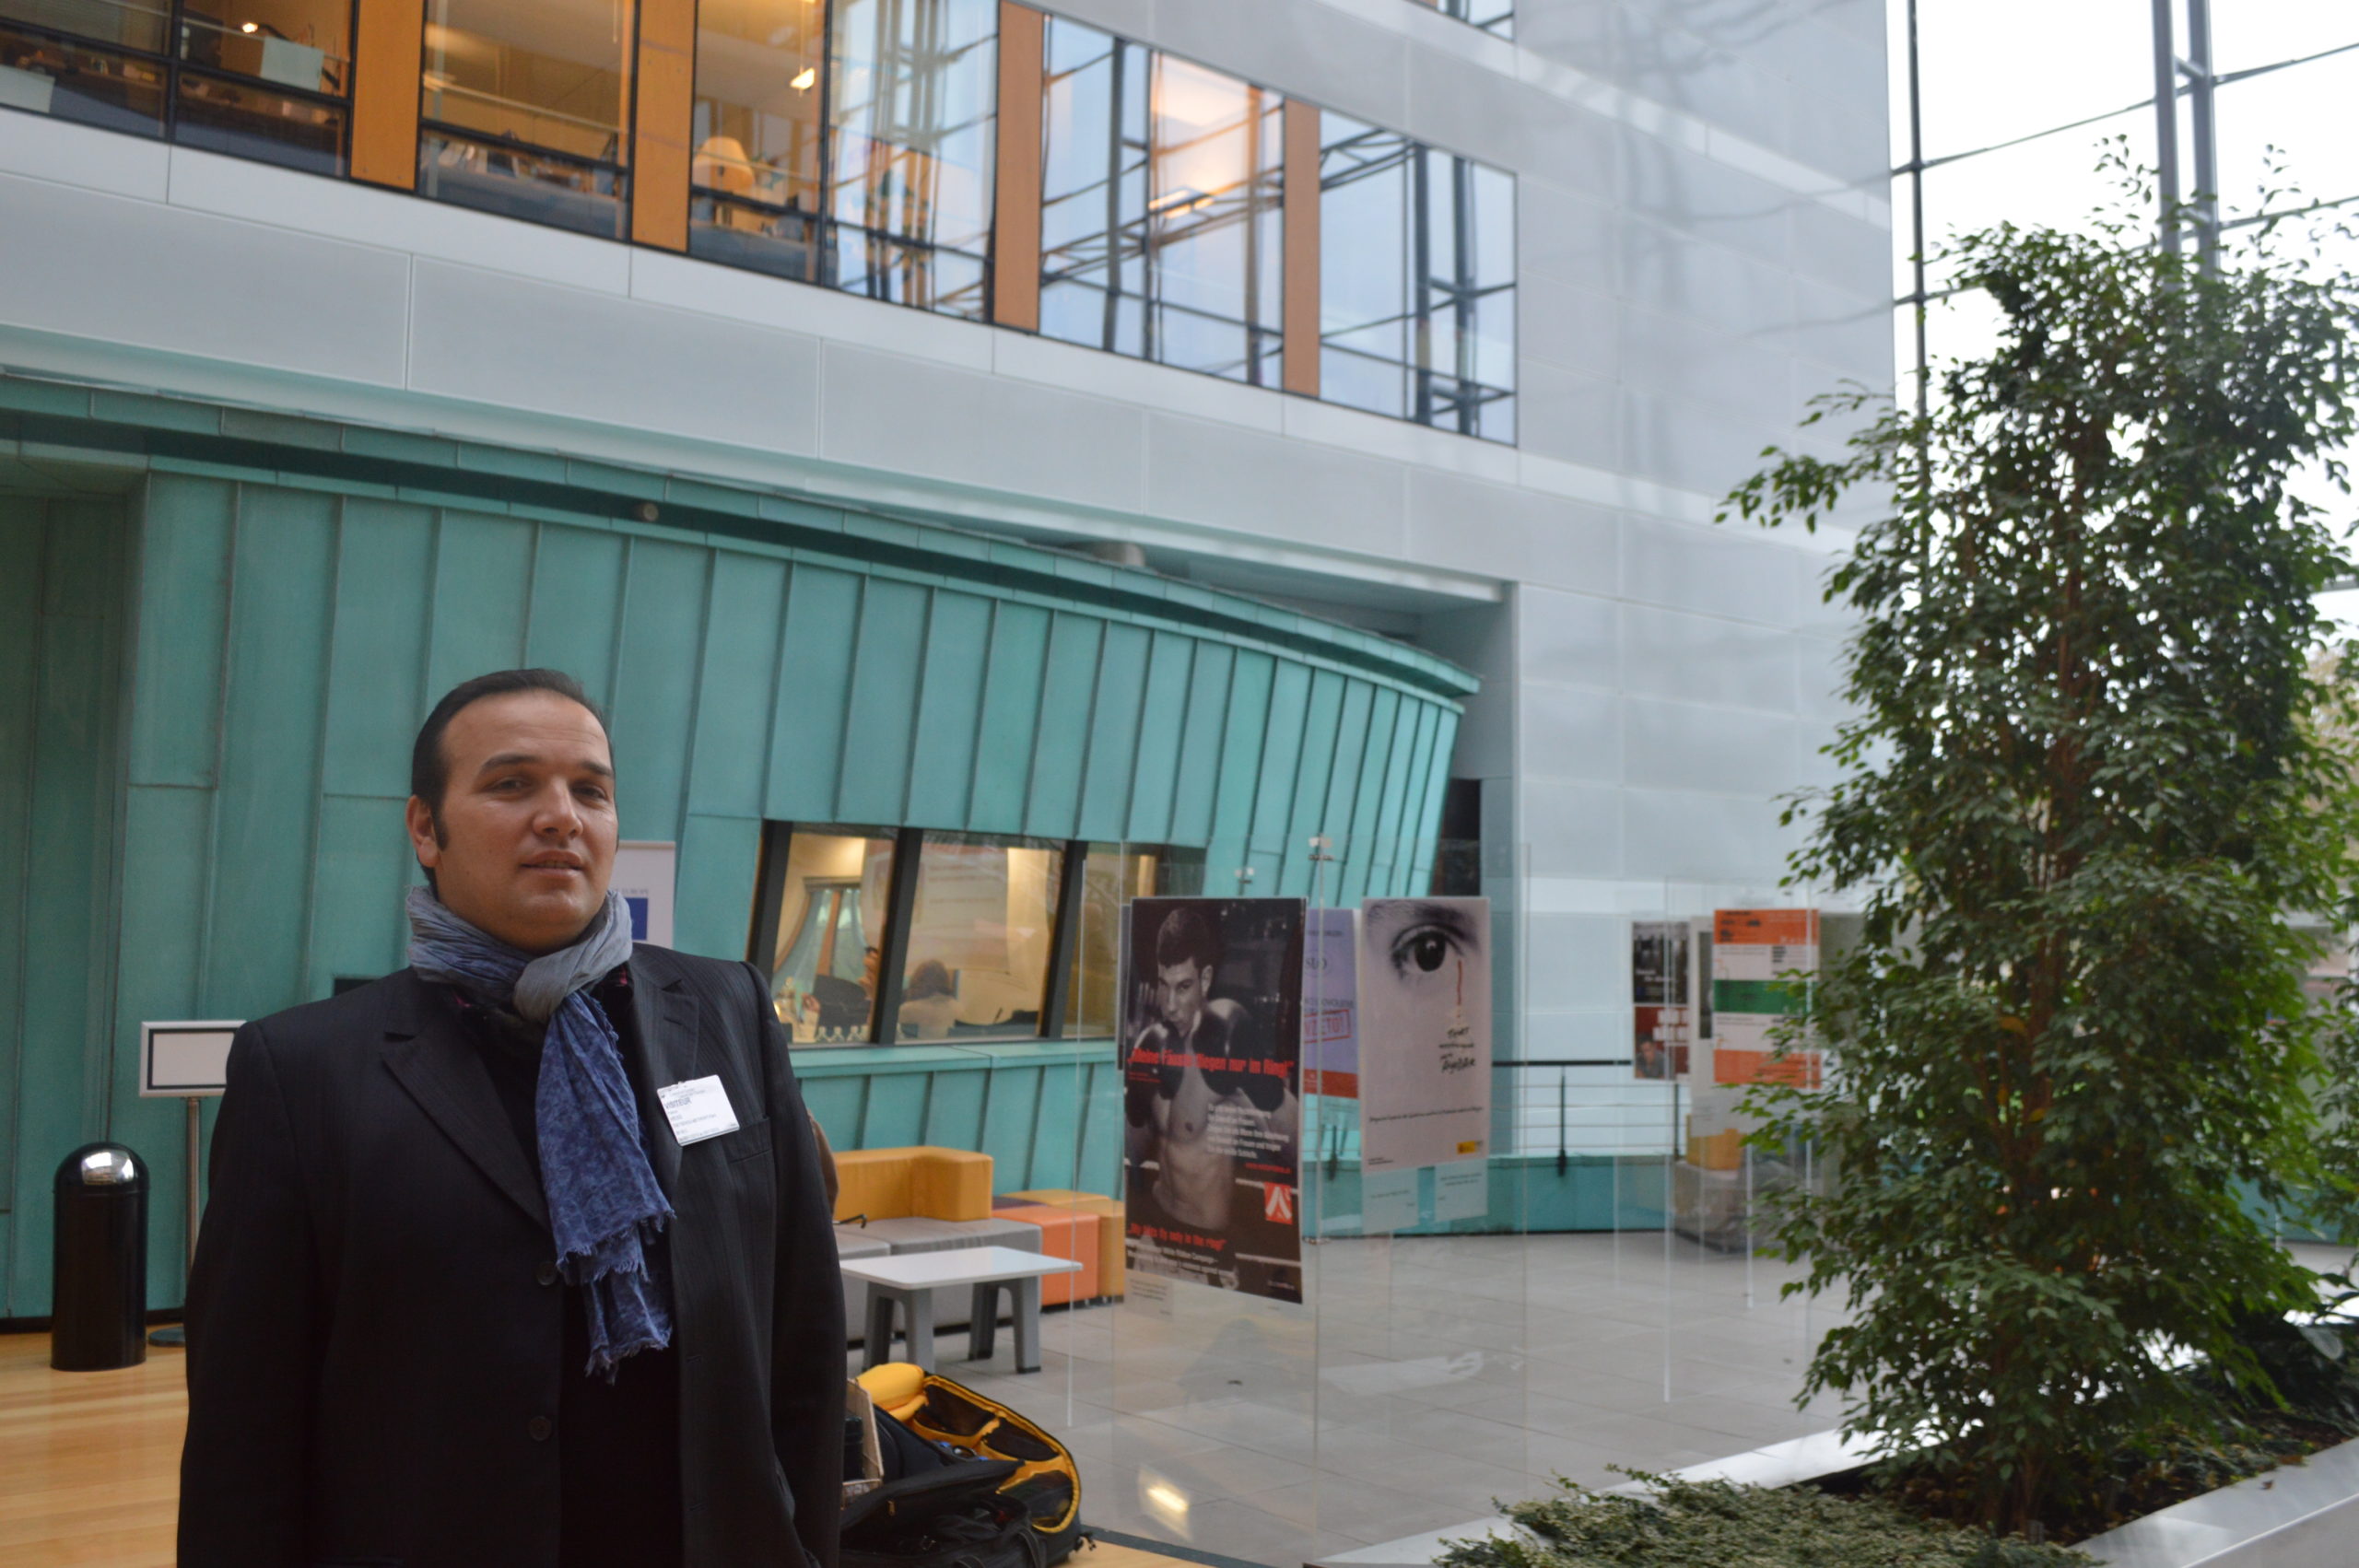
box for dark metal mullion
[1038,840,1090,1038]
[1449,154,1476,433]
[1906,0,1928,418]
[747,820,795,969]
[1098,40,1128,351]
[870,825,926,1043]
[814,0,839,286]
[1410,144,1433,427]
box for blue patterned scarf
[406,886,675,1378]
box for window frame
[0,0,359,172]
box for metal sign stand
[148,1097,202,1348]
[138,1020,242,1350]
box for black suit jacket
[180,946,846,1568]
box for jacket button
[529,1415,553,1442]
[535,1261,557,1287]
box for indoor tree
[1721,178,2359,1536]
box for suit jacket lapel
[380,971,551,1233]
[625,949,701,1201]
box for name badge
[657,1075,741,1147]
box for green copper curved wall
[0,380,1472,1315]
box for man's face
[405,690,617,954]
[1154,960,1213,1038]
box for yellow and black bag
[857,1364,1084,1563]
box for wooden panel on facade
[1281,98,1322,397]
[631,0,697,251]
[991,2,1046,331]
[350,0,426,189]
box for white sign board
[1357,896,1493,1173]
[141,1021,242,1098]
[611,840,677,948]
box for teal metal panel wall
[0,451,1465,1313]
[0,495,129,1319]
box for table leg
[1015,1275,1042,1374]
[907,1287,936,1372]
[968,1282,998,1361]
[865,1288,896,1372]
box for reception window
[689,0,826,281]
[897,833,1064,1043]
[1320,111,1516,442]
[1038,19,1283,385]
[1,0,351,171]
[417,0,634,238]
[764,826,897,1044]
[826,0,996,319]
[757,822,1199,1047]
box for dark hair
[905,959,956,1000]
[1154,907,1220,974]
[410,668,607,817]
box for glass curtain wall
[1038,18,1285,385]
[1319,111,1516,442]
[0,0,351,169]
[827,0,996,319]
[419,0,636,237]
[1414,0,1510,38]
[689,0,827,279]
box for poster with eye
[1357,897,1493,1174]
[1631,919,1693,1082]
[1119,897,1306,1303]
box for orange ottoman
[1001,1189,1125,1298]
[992,1203,1102,1305]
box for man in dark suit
[180,668,845,1568]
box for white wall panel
[818,345,1147,513]
[1408,470,1617,589]
[1144,413,1408,556]
[0,173,410,387]
[1619,515,1802,626]
[1621,695,1799,795]
[1522,778,1625,877]
[1518,584,1619,687]
[1623,785,1786,883]
[407,262,822,455]
[1620,603,1796,712]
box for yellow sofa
[833,1145,994,1223]
[999,1188,1125,1297]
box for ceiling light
[241,20,258,30]
[791,66,816,90]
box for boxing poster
[1357,898,1492,1173]
[1120,898,1305,1303]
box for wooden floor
[0,1331,1203,1568]
[0,1332,187,1566]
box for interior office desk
[843,1246,1084,1375]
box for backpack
[841,1459,1047,1568]
[854,1365,1086,1564]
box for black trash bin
[52,1142,148,1371]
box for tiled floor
[866,1229,1853,1567]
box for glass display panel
[896,833,1064,1043]
[1039,20,1283,384]
[1911,0,2151,162]
[769,827,896,1044]
[2212,54,2359,229]
[827,0,995,319]
[690,0,825,281]
[419,0,632,237]
[1319,111,1516,441]
[0,0,168,52]
[0,15,167,135]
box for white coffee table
[840,1246,1084,1375]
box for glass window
[1039,19,1284,384]
[768,827,897,1044]
[827,0,995,319]
[418,0,633,238]
[1414,0,1509,39]
[690,0,826,280]
[1,0,349,170]
[174,0,350,170]
[1320,111,1516,442]
[897,833,1063,1043]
